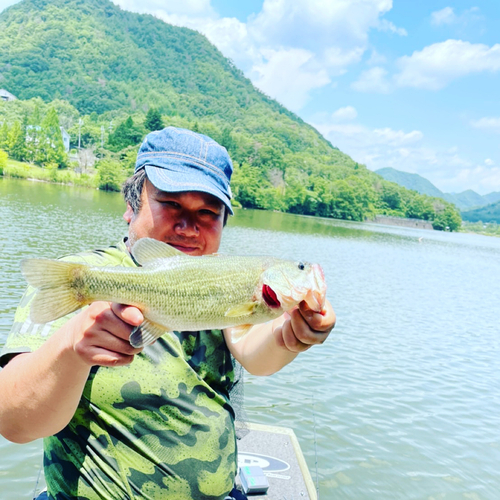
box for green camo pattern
[0,241,237,500]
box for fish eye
[298,262,305,270]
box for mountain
[0,0,462,229]
[375,167,500,211]
[462,200,500,224]
[375,167,444,198]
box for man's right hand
[0,302,144,443]
[67,302,144,367]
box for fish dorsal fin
[132,238,184,265]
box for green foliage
[1,159,97,187]
[462,221,500,237]
[107,116,144,152]
[40,107,67,167]
[0,121,9,150]
[8,121,26,161]
[0,149,7,173]
[96,158,126,191]
[432,205,462,231]
[461,200,500,224]
[144,108,164,132]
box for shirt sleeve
[0,283,79,367]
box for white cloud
[249,0,397,51]
[377,19,407,36]
[372,128,423,145]
[311,114,500,194]
[250,48,331,111]
[431,6,483,28]
[113,0,215,17]
[471,117,500,133]
[445,165,500,193]
[323,47,365,72]
[395,40,500,90]
[331,106,358,122]
[351,67,391,93]
[431,7,456,26]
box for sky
[1,0,499,195]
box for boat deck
[236,422,317,500]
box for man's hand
[274,299,336,353]
[66,302,144,367]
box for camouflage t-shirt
[0,241,237,500]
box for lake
[1,177,499,499]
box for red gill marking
[262,284,281,308]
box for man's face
[124,179,225,256]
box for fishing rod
[312,391,320,499]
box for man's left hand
[274,299,336,353]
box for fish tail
[21,258,90,323]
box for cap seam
[137,151,227,178]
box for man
[0,127,335,500]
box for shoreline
[2,168,498,238]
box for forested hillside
[462,201,500,224]
[0,0,462,230]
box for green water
[1,177,499,499]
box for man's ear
[123,203,134,224]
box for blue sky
[1,0,499,194]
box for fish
[20,237,327,347]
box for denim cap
[135,126,234,215]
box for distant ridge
[461,200,500,224]
[375,167,443,198]
[375,167,500,211]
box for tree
[0,122,8,151]
[25,104,42,164]
[219,126,234,153]
[40,107,67,167]
[432,205,462,231]
[96,159,126,191]
[107,116,144,152]
[8,121,26,161]
[0,149,8,172]
[144,108,164,131]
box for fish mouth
[304,264,327,312]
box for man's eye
[200,209,220,217]
[161,200,180,208]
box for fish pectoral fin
[229,324,253,343]
[131,237,184,266]
[224,302,258,318]
[129,319,169,348]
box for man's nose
[174,215,199,236]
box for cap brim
[145,165,234,215]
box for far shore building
[26,125,71,153]
[0,89,17,102]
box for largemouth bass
[21,238,327,347]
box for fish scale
[21,238,327,346]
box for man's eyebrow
[155,190,223,210]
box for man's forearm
[0,324,91,444]
[226,316,299,376]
